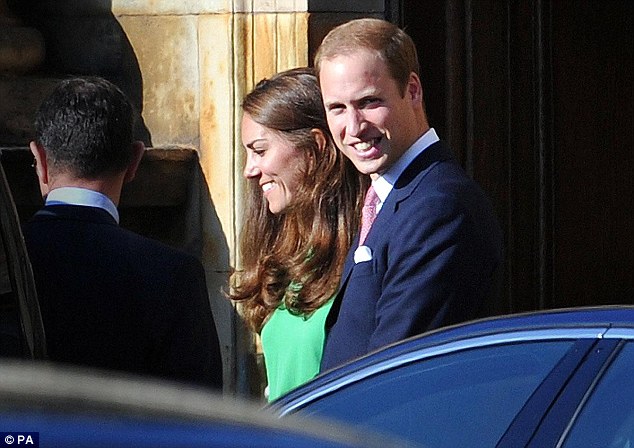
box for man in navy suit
[24,77,223,389]
[318,19,504,371]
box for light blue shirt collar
[45,187,119,223]
[372,128,439,211]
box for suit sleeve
[163,255,223,389]
[367,193,484,353]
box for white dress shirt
[371,127,440,213]
[46,187,119,223]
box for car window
[299,341,574,448]
[561,342,634,448]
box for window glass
[561,342,634,448]
[301,341,574,448]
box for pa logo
[3,434,36,445]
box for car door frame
[0,156,46,359]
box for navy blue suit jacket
[321,141,503,371]
[24,204,223,389]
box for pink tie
[359,185,379,245]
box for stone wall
[114,3,311,396]
[1,0,393,397]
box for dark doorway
[403,0,633,313]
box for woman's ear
[311,128,328,151]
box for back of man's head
[34,77,135,179]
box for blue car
[0,360,407,448]
[273,307,634,448]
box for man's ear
[123,141,145,184]
[30,141,49,186]
[407,72,423,103]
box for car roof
[341,305,634,368]
[0,360,407,448]
[274,305,634,409]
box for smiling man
[317,19,504,371]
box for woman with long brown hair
[230,67,366,401]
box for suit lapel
[326,140,455,329]
[365,140,455,235]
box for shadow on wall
[121,154,236,392]
[7,0,151,146]
[4,0,248,395]
[118,152,231,318]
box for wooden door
[402,0,633,313]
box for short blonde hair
[314,18,420,95]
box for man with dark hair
[316,19,504,371]
[24,77,223,389]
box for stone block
[198,14,236,262]
[233,0,308,13]
[117,14,200,148]
[276,13,309,69]
[112,0,232,15]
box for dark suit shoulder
[28,204,117,225]
[24,206,205,293]
[394,140,456,189]
[22,205,220,388]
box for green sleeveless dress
[261,294,334,402]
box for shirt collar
[372,128,440,205]
[45,187,119,223]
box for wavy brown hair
[230,67,367,332]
